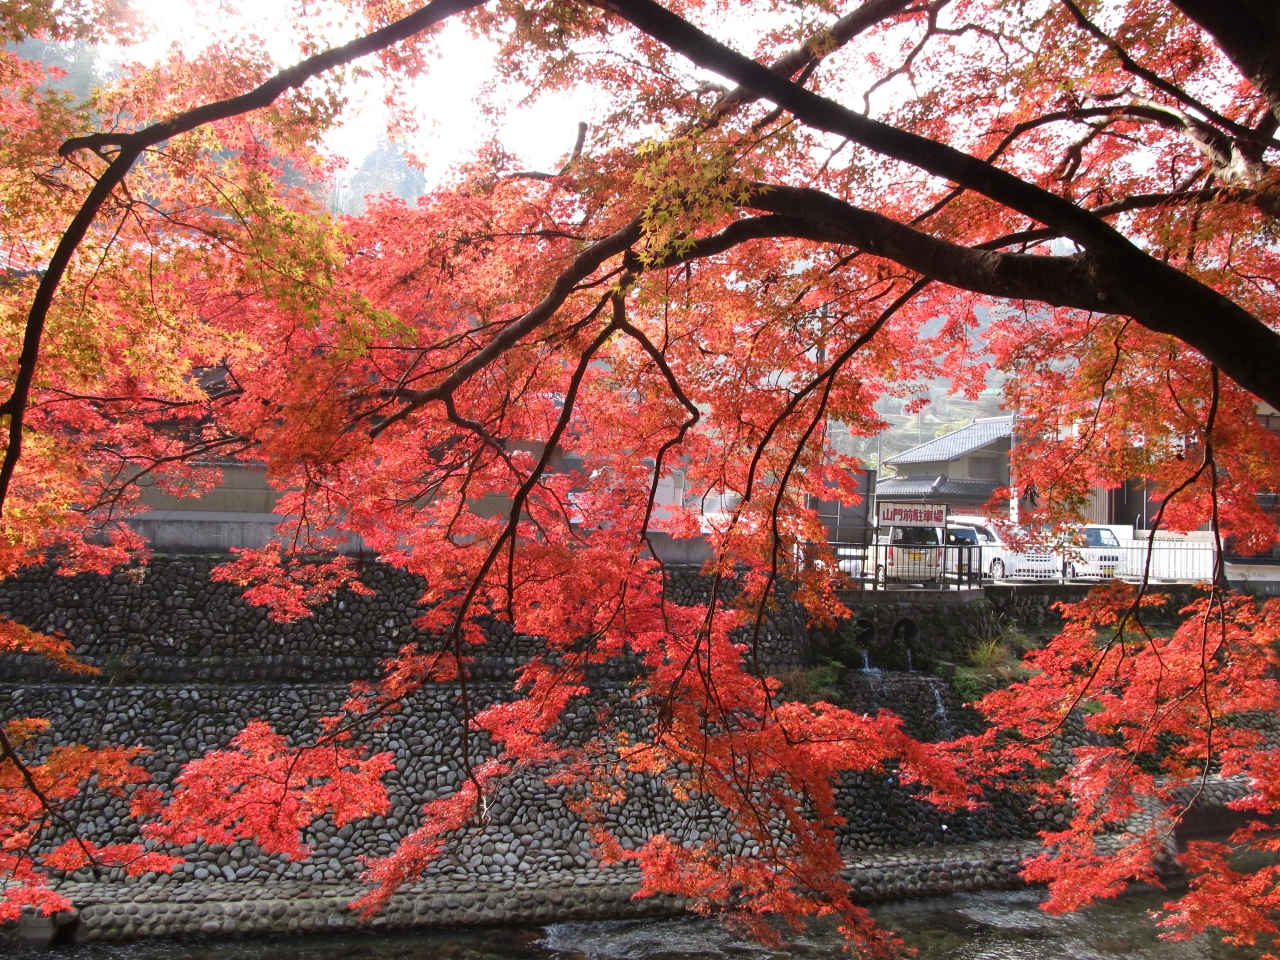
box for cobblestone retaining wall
[0,558,810,684]
[817,584,1206,672]
[0,559,1209,946]
[984,583,1205,629]
[4,676,1039,946]
[14,841,1039,944]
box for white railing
[819,537,1220,586]
[1119,539,1216,583]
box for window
[946,528,979,545]
[1083,528,1120,547]
[892,526,940,545]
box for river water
[6,888,1260,960]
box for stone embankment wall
[820,583,1205,672]
[0,558,811,685]
[0,558,1078,945]
[985,583,1205,629]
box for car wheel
[1065,562,1077,580]
[990,559,1005,579]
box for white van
[884,525,945,583]
[948,514,1059,580]
[1062,525,1127,579]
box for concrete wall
[135,466,280,515]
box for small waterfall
[860,649,879,673]
[905,648,914,672]
[929,680,955,741]
[844,670,965,742]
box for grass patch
[947,639,1032,703]
[777,662,844,704]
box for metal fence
[1118,538,1217,583]
[825,542,984,590]
[817,539,1218,587]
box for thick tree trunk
[604,0,1280,410]
[1172,0,1280,123]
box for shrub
[951,666,993,703]
[967,637,1010,672]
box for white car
[883,525,945,583]
[1062,525,1127,580]
[942,525,984,579]
[949,514,1059,580]
[835,544,869,577]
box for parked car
[835,544,868,577]
[884,525,944,583]
[943,524,983,579]
[1062,524,1128,579]
[948,514,1059,580]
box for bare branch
[708,0,918,121]
[1060,0,1279,149]
[508,121,589,180]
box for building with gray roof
[876,416,1013,512]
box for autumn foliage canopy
[4,0,1280,952]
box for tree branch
[707,0,917,121]
[1059,0,1277,149]
[595,0,1280,408]
[0,726,101,873]
[370,216,644,437]
[636,182,1278,412]
[1170,1,1280,125]
[508,121,589,179]
[0,0,485,523]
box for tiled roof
[874,476,1001,503]
[884,416,1013,465]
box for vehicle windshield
[893,526,940,545]
[947,527,979,544]
[1084,528,1121,547]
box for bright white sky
[114,0,999,405]
[119,0,851,191]
[127,0,604,186]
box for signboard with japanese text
[877,502,948,527]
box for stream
[3,888,1260,959]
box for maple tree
[3,0,1280,952]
